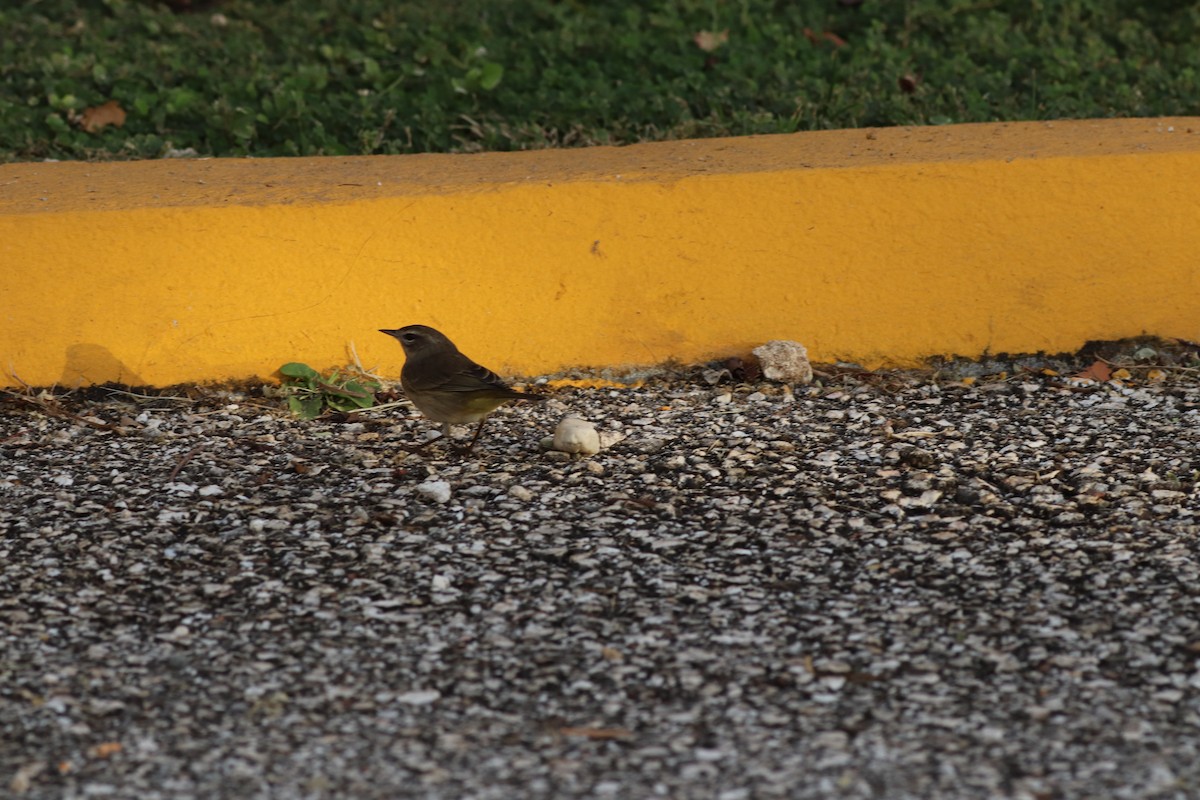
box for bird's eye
[402,333,416,343]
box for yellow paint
[2,118,1199,388]
[543,378,644,390]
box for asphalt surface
[2,360,1199,799]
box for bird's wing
[408,353,522,397]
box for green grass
[2,0,1198,162]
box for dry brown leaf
[804,28,846,47]
[1073,360,1112,383]
[80,100,126,133]
[693,29,729,52]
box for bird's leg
[401,423,450,454]
[456,419,487,454]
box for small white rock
[552,416,601,455]
[395,689,441,705]
[753,340,813,384]
[508,485,534,501]
[597,430,626,449]
[416,480,452,503]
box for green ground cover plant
[276,362,379,419]
[2,0,1197,162]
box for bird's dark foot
[400,434,446,455]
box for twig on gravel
[100,388,197,403]
[167,445,204,481]
[350,399,412,414]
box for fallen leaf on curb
[693,29,729,52]
[1073,360,1112,383]
[79,100,126,133]
[559,726,633,740]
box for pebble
[551,415,602,455]
[416,479,452,503]
[752,339,814,384]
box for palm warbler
[379,324,545,451]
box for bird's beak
[379,329,400,338]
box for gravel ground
[2,357,1200,799]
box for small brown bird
[379,324,545,452]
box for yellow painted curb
[2,117,1199,388]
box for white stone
[552,416,601,455]
[598,430,626,449]
[395,689,441,705]
[416,480,452,504]
[752,340,813,384]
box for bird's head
[379,325,457,359]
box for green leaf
[279,362,319,380]
[343,380,378,408]
[44,113,69,133]
[287,394,325,419]
[165,86,201,115]
[478,61,503,91]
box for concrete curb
[2,117,1199,388]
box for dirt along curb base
[2,117,1199,389]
